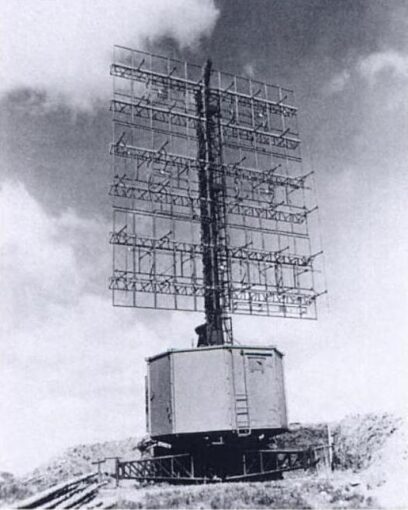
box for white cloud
[243,63,256,78]
[325,69,351,94]
[0,0,219,109]
[0,181,165,474]
[0,182,80,325]
[324,49,408,110]
[358,50,408,81]
[356,50,408,111]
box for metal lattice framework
[109,46,325,344]
[116,448,322,483]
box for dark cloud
[0,93,111,218]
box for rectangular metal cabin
[146,345,288,442]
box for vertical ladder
[232,352,251,436]
[234,393,250,436]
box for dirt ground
[94,473,376,509]
[2,413,407,509]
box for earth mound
[2,413,407,508]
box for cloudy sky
[1,0,407,475]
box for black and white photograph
[0,1,407,508]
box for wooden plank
[59,481,108,509]
[17,473,97,509]
[44,483,89,509]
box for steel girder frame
[115,449,320,484]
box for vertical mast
[195,60,233,346]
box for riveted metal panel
[172,348,233,434]
[243,350,287,429]
[274,351,288,426]
[148,354,173,436]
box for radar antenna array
[109,46,324,346]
